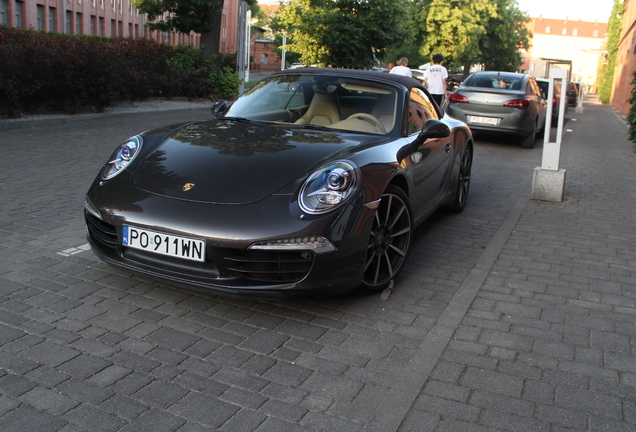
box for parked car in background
[446,71,547,148]
[411,69,426,83]
[85,68,474,297]
[536,78,568,123]
[567,82,581,107]
[446,74,463,92]
[288,62,306,69]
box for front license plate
[122,226,205,262]
[467,115,500,126]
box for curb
[0,106,213,131]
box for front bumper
[85,190,374,298]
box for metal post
[281,34,287,71]
[236,1,247,95]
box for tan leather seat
[295,93,340,125]
[371,93,396,131]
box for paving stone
[63,404,127,431]
[21,386,80,415]
[0,404,67,432]
[460,367,524,398]
[168,392,239,429]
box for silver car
[447,72,547,148]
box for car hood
[131,120,384,204]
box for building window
[562,28,567,35]
[593,30,599,37]
[48,7,55,31]
[111,19,116,37]
[99,17,103,36]
[545,26,551,34]
[37,5,44,31]
[15,1,24,28]
[531,63,536,72]
[261,53,269,64]
[65,11,71,34]
[128,23,132,38]
[76,13,82,35]
[0,0,7,26]
[90,15,95,35]
[572,28,578,36]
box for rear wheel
[520,121,536,148]
[359,186,413,292]
[449,146,472,213]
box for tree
[479,0,531,71]
[422,0,497,74]
[384,0,433,68]
[133,0,258,59]
[273,0,409,69]
[422,0,529,75]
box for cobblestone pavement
[0,98,634,431]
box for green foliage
[214,67,242,99]
[133,0,224,34]
[422,0,497,70]
[422,0,529,73]
[274,0,409,69]
[479,0,530,71]
[599,0,623,104]
[384,0,432,67]
[628,72,636,142]
[0,28,238,118]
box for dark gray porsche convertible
[84,68,473,297]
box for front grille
[225,250,314,283]
[85,212,118,248]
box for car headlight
[101,135,143,180]
[299,160,359,214]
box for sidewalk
[389,97,636,431]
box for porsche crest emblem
[182,183,195,192]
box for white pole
[245,11,251,82]
[281,34,287,71]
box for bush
[0,28,240,118]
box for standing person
[389,57,412,77]
[423,54,448,107]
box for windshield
[465,74,523,90]
[224,74,399,135]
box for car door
[404,88,453,215]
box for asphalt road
[0,98,635,431]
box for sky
[515,0,615,23]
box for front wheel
[359,186,413,292]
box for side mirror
[417,119,450,142]
[212,100,230,118]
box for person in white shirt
[423,54,448,107]
[389,57,412,78]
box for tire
[520,121,536,149]
[449,146,472,213]
[359,186,413,292]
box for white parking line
[57,243,91,257]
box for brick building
[0,0,250,52]
[610,0,636,116]
[520,17,608,89]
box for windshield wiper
[219,116,252,123]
